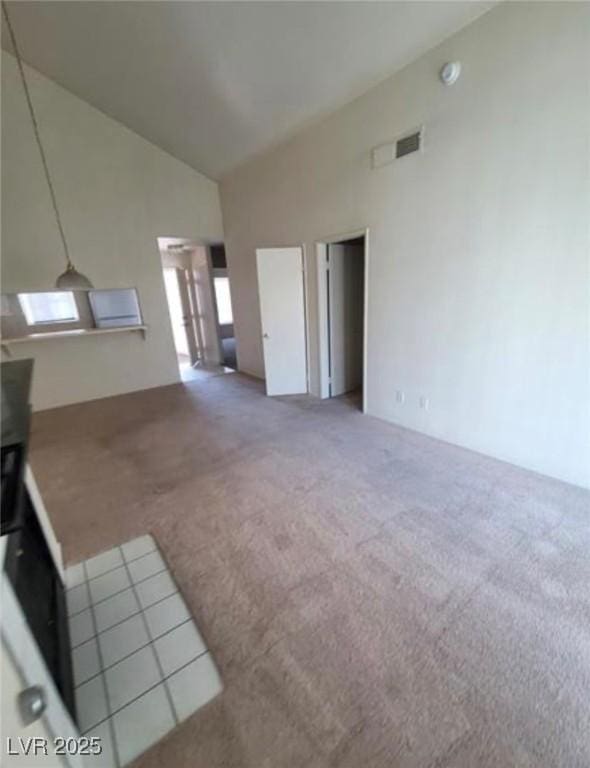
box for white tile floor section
[65,535,222,767]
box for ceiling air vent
[396,130,421,158]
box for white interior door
[256,247,307,396]
[163,267,190,358]
[176,268,200,365]
[191,247,223,366]
[328,242,364,397]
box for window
[18,292,79,326]
[214,277,233,325]
[88,289,142,328]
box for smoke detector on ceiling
[439,61,461,86]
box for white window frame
[18,292,79,327]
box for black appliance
[1,359,76,722]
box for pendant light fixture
[2,1,94,290]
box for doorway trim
[315,227,369,413]
[158,236,230,376]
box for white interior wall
[1,52,223,410]
[220,2,590,488]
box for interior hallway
[29,375,590,768]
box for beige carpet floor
[30,374,590,768]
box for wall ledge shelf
[1,325,147,356]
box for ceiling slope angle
[1,1,495,179]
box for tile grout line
[73,618,194,688]
[85,548,160,584]
[88,563,167,598]
[71,536,217,759]
[67,542,158,584]
[69,588,182,646]
[65,543,157,591]
[88,566,168,609]
[80,649,210,736]
[119,549,180,726]
[81,557,122,768]
[68,565,168,618]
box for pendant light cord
[2,1,72,269]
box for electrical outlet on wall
[419,396,429,410]
[396,390,405,404]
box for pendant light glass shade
[56,264,94,290]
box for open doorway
[210,244,237,370]
[317,232,367,411]
[158,237,235,382]
[162,264,197,378]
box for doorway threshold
[179,360,235,383]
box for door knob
[18,686,47,725]
[263,333,269,339]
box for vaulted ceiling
[2,2,494,179]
